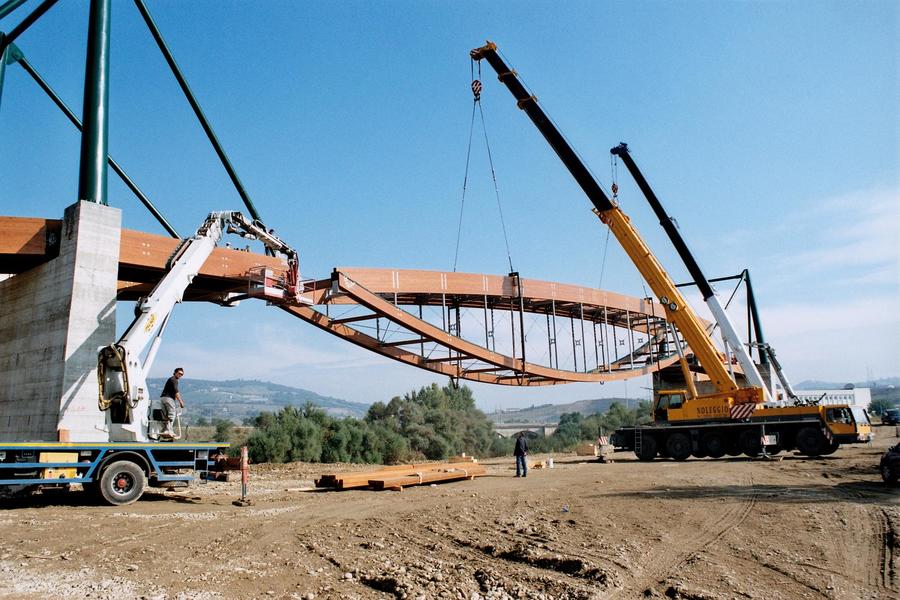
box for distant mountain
[795,377,900,390]
[148,378,369,423]
[487,397,640,424]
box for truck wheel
[702,433,727,459]
[882,464,898,485]
[98,461,146,506]
[796,427,825,456]
[666,433,691,461]
[635,435,658,461]
[739,430,761,457]
[820,442,840,455]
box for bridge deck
[1,215,698,386]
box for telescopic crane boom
[98,211,306,442]
[609,143,771,400]
[469,41,763,405]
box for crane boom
[610,143,771,400]
[469,41,762,404]
[98,211,306,442]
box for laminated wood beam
[0,216,286,296]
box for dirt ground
[0,429,897,600]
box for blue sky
[1,1,897,409]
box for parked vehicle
[881,443,900,484]
[881,408,900,426]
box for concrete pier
[0,201,120,441]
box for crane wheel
[702,433,727,459]
[739,430,762,457]
[820,442,840,455]
[665,433,691,461]
[635,435,658,461]
[98,460,146,506]
[796,426,826,456]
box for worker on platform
[160,367,185,438]
[514,432,528,478]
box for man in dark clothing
[514,432,528,477]
[160,368,185,438]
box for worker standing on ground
[514,432,528,478]
[160,367,185,439]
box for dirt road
[0,430,897,600]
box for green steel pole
[17,54,180,238]
[77,0,110,206]
[0,0,58,52]
[133,0,262,223]
[0,0,28,21]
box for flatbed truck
[0,441,230,505]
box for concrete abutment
[0,201,120,441]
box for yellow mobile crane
[470,41,872,460]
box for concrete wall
[0,201,120,441]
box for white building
[793,388,871,409]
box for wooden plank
[119,228,286,280]
[317,462,486,490]
[339,267,655,316]
[0,217,59,256]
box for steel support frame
[133,0,262,223]
[15,54,179,237]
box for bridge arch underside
[283,268,685,386]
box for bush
[245,385,496,465]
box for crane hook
[471,79,482,102]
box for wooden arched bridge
[1,215,691,387]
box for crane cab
[653,389,741,423]
[824,405,873,442]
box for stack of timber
[316,461,486,492]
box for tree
[213,418,233,441]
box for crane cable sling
[454,60,516,274]
[452,85,478,272]
[597,154,618,289]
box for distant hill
[148,378,369,423]
[487,397,640,424]
[795,377,899,390]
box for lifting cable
[596,154,619,289]
[453,60,515,274]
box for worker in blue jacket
[514,432,528,478]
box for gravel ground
[0,429,896,600]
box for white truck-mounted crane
[97,210,305,443]
[0,211,306,505]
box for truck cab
[653,390,685,422]
[824,406,873,443]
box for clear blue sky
[1,1,897,408]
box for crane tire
[666,433,691,461]
[702,432,727,459]
[796,426,826,456]
[820,442,840,455]
[99,460,146,506]
[739,429,762,457]
[635,435,658,461]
